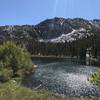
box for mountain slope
[0,18,100,43]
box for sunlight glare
[53,0,59,17]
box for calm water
[24,57,100,97]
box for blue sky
[0,0,100,25]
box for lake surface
[24,57,100,97]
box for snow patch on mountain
[49,28,93,43]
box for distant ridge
[0,17,100,42]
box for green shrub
[0,68,13,82]
[89,68,100,87]
[0,41,34,82]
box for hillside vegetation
[0,80,66,100]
